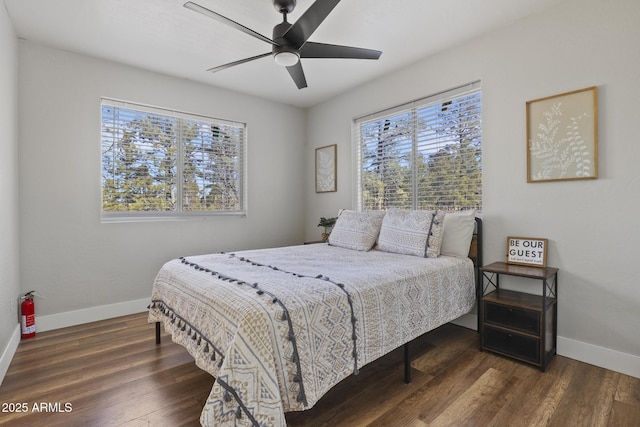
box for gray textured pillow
[377,209,445,258]
[328,210,385,251]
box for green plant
[317,217,337,234]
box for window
[101,99,246,220]
[353,82,482,211]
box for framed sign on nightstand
[506,236,547,267]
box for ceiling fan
[184,0,382,89]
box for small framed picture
[506,237,548,267]
[315,144,337,193]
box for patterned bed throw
[148,243,475,426]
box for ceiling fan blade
[184,1,278,46]
[300,42,382,60]
[207,52,272,73]
[286,62,308,89]
[283,0,341,48]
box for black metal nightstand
[479,262,558,371]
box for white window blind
[101,99,246,220]
[353,82,482,211]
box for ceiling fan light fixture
[274,51,300,67]
[185,0,381,89]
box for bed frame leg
[155,322,161,345]
[404,343,411,384]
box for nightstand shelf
[479,262,558,371]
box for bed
[148,209,482,426]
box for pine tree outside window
[101,99,246,221]
[353,82,482,212]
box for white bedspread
[148,243,475,426]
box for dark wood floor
[1,313,638,426]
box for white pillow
[377,209,445,258]
[440,210,476,258]
[328,210,385,251]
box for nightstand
[479,262,558,371]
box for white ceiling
[4,0,565,108]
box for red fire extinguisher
[21,291,36,339]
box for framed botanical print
[527,86,598,182]
[315,144,337,193]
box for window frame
[100,98,247,222]
[352,81,482,212]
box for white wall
[305,0,640,374]
[0,2,20,383]
[18,42,307,318]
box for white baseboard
[0,324,20,386]
[0,298,149,386]
[452,313,639,379]
[558,336,640,379]
[36,298,151,333]
[3,301,638,388]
